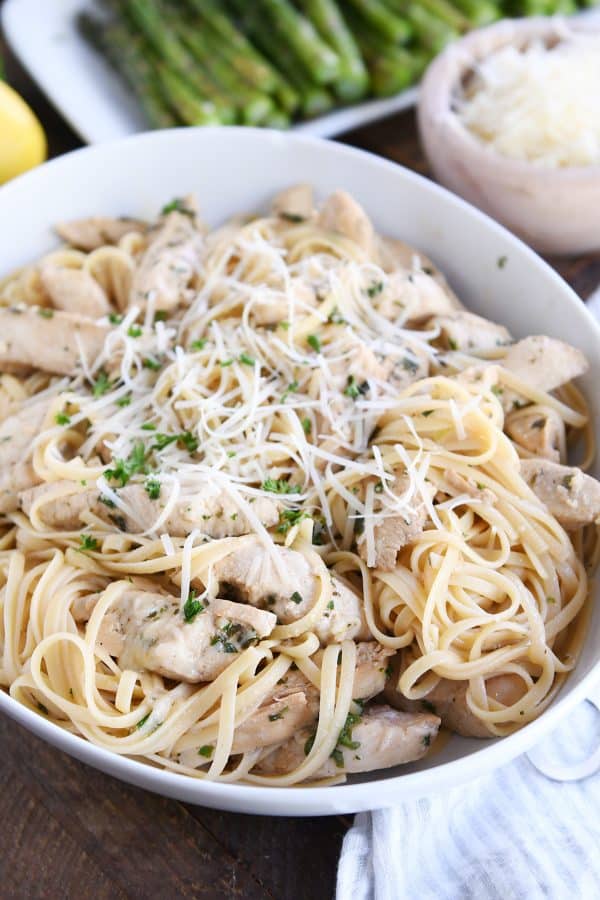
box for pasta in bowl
[0,175,597,792]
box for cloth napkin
[337,288,600,900]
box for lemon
[0,80,47,185]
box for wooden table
[2,22,600,900]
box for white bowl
[1,127,599,816]
[418,17,600,256]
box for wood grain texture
[1,12,600,900]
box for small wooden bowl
[418,17,600,256]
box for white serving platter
[1,0,419,144]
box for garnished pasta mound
[0,185,596,785]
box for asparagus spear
[447,0,501,26]
[298,0,369,101]
[120,0,237,123]
[78,13,178,129]
[253,0,342,85]
[155,63,224,126]
[418,0,469,30]
[183,0,280,94]
[384,0,458,53]
[163,4,275,125]
[343,0,412,43]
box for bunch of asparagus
[79,0,600,129]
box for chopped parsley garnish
[183,589,205,623]
[151,431,198,454]
[290,591,303,605]
[337,713,361,750]
[279,321,290,331]
[37,307,54,319]
[141,422,157,431]
[562,474,575,491]
[326,600,334,610]
[327,306,346,325]
[127,324,142,338]
[547,596,556,605]
[135,713,151,730]
[105,441,148,486]
[302,417,312,435]
[422,409,434,417]
[330,748,345,768]
[55,412,70,426]
[108,313,123,325]
[344,375,368,400]
[307,334,321,353]
[116,393,131,407]
[261,478,301,494]
[366,280,383,298]
[280,211,305,223]
[374,480,384,493]
[277,508,309,534]
[402,356,419,374]
[143,356,162,371]
[154,310,168,323]
[422,733,432,747]
[198,745,213,758]
[304,731,316,756]
[268,706,289,722]
[281,380,299,402]
[151,433,178,451]
[491,384,503,396]
[220,358,234,367]
[145,477,161,500]
[448,338,458,351]
[37,702,49,715]
[92,369,111,397]
[497,255,508,269]
[210,621,255,653]
[384,664,393,679]
[161,197,195,217]
[190,338,207,351]
[78,534,98,552]
[179,431,199,453]
[99,495,116,508]
[239,352,255,366]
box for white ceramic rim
[1,127,600,816]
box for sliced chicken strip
[505,407,564,462]
[387,270,459,325]
[317,190,378,259]
[271,184,314,222]
[214,537,370,643]
[55,217,144,251]
[39,264,110,318]
[0,398,48,513]
[376,238,463,312]
[385,669,526,738]
[223,642,393,755]
[328,337,429,394]
[86,590,276,682]
[357,476,431,571]
[131,209,200,311]
[0,307,108,376]
[257,705,440,776]
[520,458,600,529]
[19,481,280,538]
[428,310,512,352]
[444,470,497,505]
[501,336,588,394]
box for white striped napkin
[337,290,600,900]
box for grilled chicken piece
[428,310,511,352]
[250,280,316,327]
[19,481,280,538]
[0,307,108,376]
[84,589,276,683]
[214,537,370,643]
[385,669,526,738]
[520,458,600,529]
[444,470,496,505]
[357,477,430,571]
[317,190,377,259]
[257,705,440,776]
[505,407,564,462]
[131,206,200,311]
[0,398,48,513]
[55,217,144,251]
[501,336,588,394]
[328,336,429,395]
[39,264,110,319]
[271,184,314,222]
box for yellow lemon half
[0,81,47,185]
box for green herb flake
[497,255,508,269]
[422,733,432,747]
[327,306,347,325]
[290,591,303,605]
[268,705,289,722]
[491,384,503,397]
[531,418,546,429]
[135,713,151,730]
[344,375,366,400]
[183,589,205,623]
[161,197,195,217]
[99,495,116,508]
[141,422,157,431]
[145,477,161,501]
[37,307,54,319]
[307,334,321,353]
[281,380,299,402]
[422,409,434,417]
[108,313,123,325]
[37,702,49,715]
[402,356,419,374]
[330,748,345,768]
[143,356,162,371]
[78,534,98,553]
[280,211,305,223]
[547,596,556,605]
[127,324,142,338]
[198,744,213,758]
[326,600,334,610]
[239,352,255,366]
[116,393,131,407]
[154,310,168,323]
[105,441,148,486]
[367,281,383,298]
[562,474,575,491]
[302,417,312,435]
[448,338,458,351]
[261,477,301,495]
[337,712,361,750]
[277,508,309,534]
[304,732,316,756]
[191,338,207,351]
[219,358,234,368]
[92,370,111,398]
[55,412,71,426]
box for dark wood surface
[2,19,600,900]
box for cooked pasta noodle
[0,186,596,784]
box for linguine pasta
[0,185,596,785]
